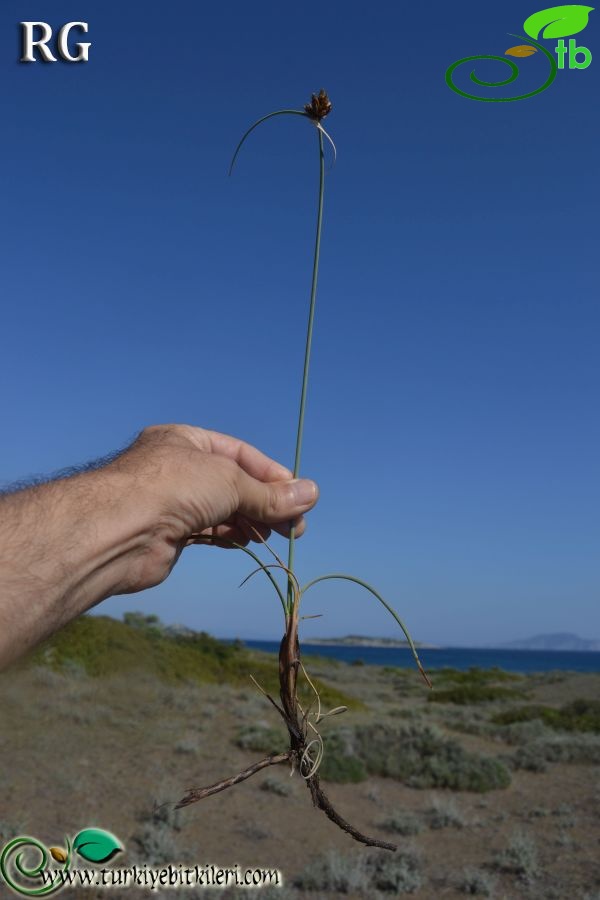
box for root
[175,609,398,851]
[175,752,292,808]
[306,774,396,851]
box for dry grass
[1,618,600,897]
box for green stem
[229,110,308,176]
[286,126,325,611]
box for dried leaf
[505,45,538,57]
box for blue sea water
[242,641,600,675]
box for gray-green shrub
[378,810,423,836]
[426,796,465,829]
[235,723,285,753]
[459,867,497,896]
[493,830,539,883]
[293,848,422,895]
[352,723,511,792]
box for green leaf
[300,573,432,687]
[523,5,594,39]
[73,829,122,864]
[229,109,308,176]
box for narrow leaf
[300,574,432,687]
[229,109,309,176]
[523,5,594,39]
[73,829,122,864]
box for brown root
[176,609,397,852]
[175,752,292,808]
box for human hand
[106,424,319,593]
[0,423,318,667]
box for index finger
[203,429,293,484]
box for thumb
[235,471,319,525]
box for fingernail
[289,479,317,506]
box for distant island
[299,632,600,652]
[304,635,438,649]
[494,632,600,652]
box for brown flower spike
[304,89,332,121]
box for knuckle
[265,484,285,519]
[140,423,184,441]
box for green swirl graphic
[445,34,557,101]
[0,837,71,897]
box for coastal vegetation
[1,614,599,896]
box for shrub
[426,667,525,705]
[525,807,549,819]
[493,698,600,733]
[510,733,600,769]
[26,615,357,711]
[495,718,549,746]
[131,803,183,866]
[459,867,497,896]
[553,802,575,817]
[351,723,511,792]
[493,830,539,883]
[293,848,422,895]
[293,849,369,893]
[426,796,465,829]
[258,889,299,900]
[429,685,525,705]
[432,666,522,685]
[260,775,291,797]
[508,746,548,773]
[235,724,285,753]
[369,850,423,894]
[437,708,492,736]
[123,611,163,633]
[174,736,198,755]
[319,731,368,783]
[378,811,423,836]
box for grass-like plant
[175,90,430,851]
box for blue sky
[1,1,598,645]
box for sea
[241,641,600,675]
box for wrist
[64,465,166,601]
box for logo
[0,828,121,896]
[20,22,91,63]
[0,828,282,894]
[446,4,593,100]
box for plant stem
[286,126,325,611]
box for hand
[0,423,318,667]
[107,424,319,592]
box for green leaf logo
[73,828,122,864]
[523,5,594,39]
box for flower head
[304,89,332,121]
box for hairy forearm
[0,468,159,669]
[0,424,319,670]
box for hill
[497,632,600,652]
[18,612,358,711]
